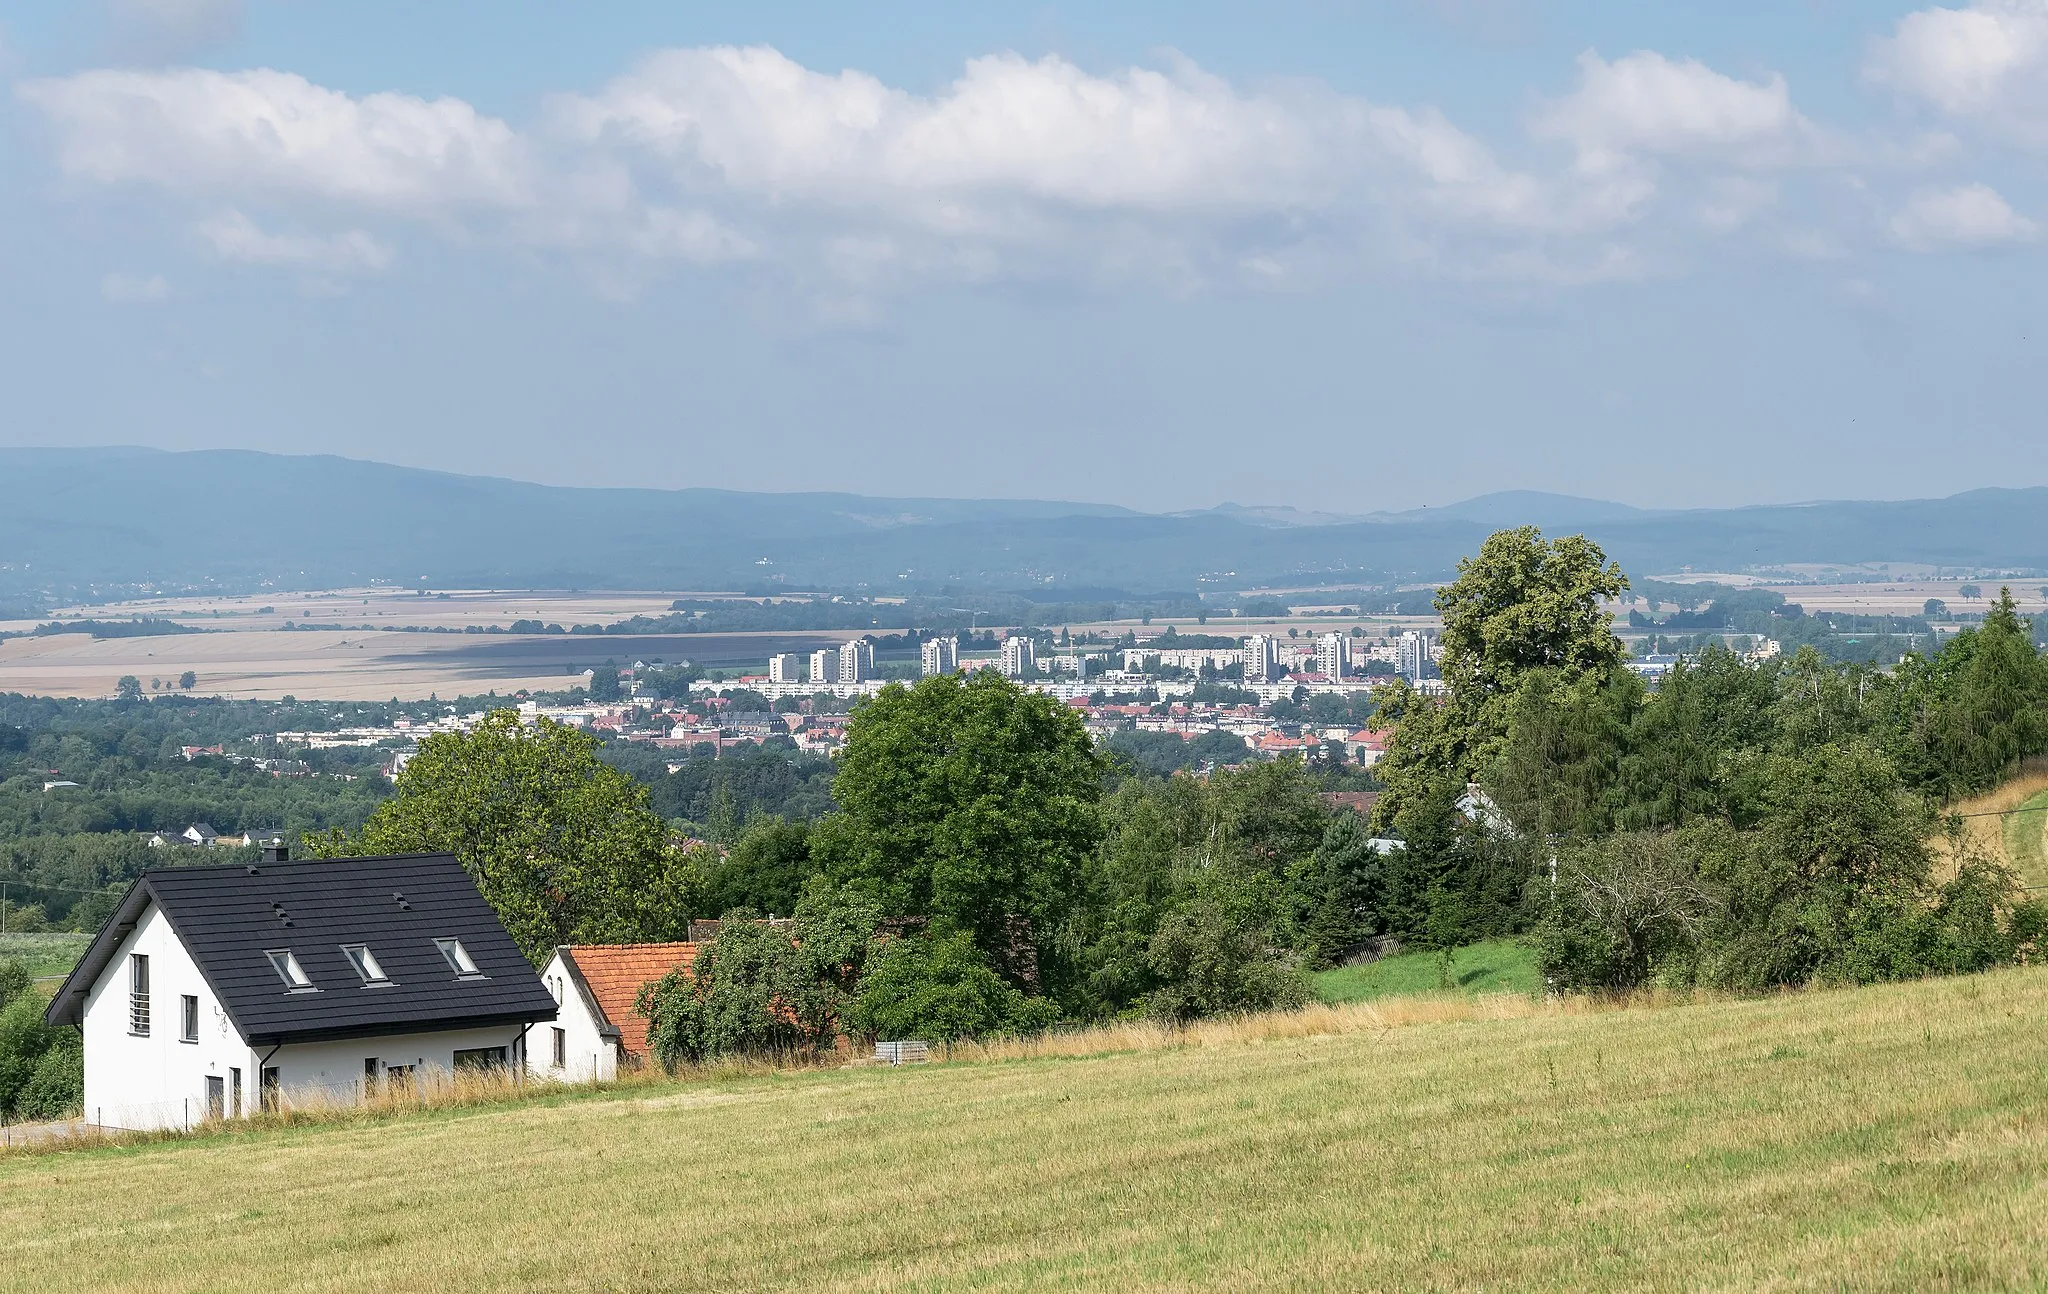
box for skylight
[266,949,313,990]
[341,944,389,985]
[435,937,482,977]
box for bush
[0,994,76,1120]
[1143,899,1310,1024]
[846,929,1057,1043]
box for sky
[3,1,2047,514]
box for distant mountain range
[2,447,2044,600]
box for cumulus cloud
[1536,50,1819,172]
[1888,181,2038,247]
[15,39,2039,301]
[197,208,394,273]
[1869,2,2048,142]
[99,271,169,301]
[17,67,530,212]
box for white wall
[523,952,616,1083]
[79,901,542,1131]
[82,903,259,1132]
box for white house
[525,943,699,1083]
[45,848,557,1132]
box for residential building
[1001,636,1037,679]
[839,639,875,684]
[527,943,699,1083]
[921,636,959,677]
[808,647,840,685]
[1243,635,1278,684]
[1398,630,1436,683]
[767,653,802,685]
[1315,632,1350,681]
[46,848,557,1132]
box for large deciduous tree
[814,673,1102,980]
[307,710,700,963]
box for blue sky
[4,1,2046,513]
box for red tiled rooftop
[564,942,700,1060]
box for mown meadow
[3,966,2045,1292]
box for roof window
[435,937,483,978]
[266,949,314,991]
[341,944,390,985]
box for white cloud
[197,208,394,273]
[99,271,169,301]
[1869,2,2048,143]
[1888,181,2038,247]
[17,67,530,213]
[1536,51,1819,172]
[17,40,2041,300]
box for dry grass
[1930,759,2048,886]
[6,968,2048,1290]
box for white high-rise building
[921,636,959,677]
[1243,635,1278,684]
[1397,631,1435,683]
[809,647,840,685]
[1315,632,1350,682]
[839,639,875,684]
[768,653,801,684]
[1001,635,1037,679]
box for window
[259,1066,280,1112]
[180,994,199,1043]
[265,949,313,990]
[453,1046,506,1072]
[340,944,390,985]
[551,1027,566,1069]
[363,1057,379,1096]
[128,954,150,1035]
[230,1068,243,1118]
[435,938,483,978]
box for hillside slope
[7,968,2047,1290]
[7,447,2048,596]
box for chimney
[262,842,290,864]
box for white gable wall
[524,951,617,1083]
[78,904,547,1131]
[81,902,258,1132]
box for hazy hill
[3,447,2046,597]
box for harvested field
[4,967,2047,1290]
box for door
[205,1075,224,1121]
[260,1066,280,1112]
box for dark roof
[47,853,557,1046]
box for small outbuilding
[46,849,557,1131]
[526,943,699,1082]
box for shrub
[846,929,1058,1043]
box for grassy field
[6,969,2048,1290]
[0,933,90,980]
[1313,938,1541,1003]
[1999,786,2048,890]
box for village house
[525,943,700,1082]
[45,849,557,1132]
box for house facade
[525,943,699,1083]
[47,850,557,1132]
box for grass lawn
[0,932,91,980]
[1999,786,2048,890]
[6,968,2048,1290]
[1313,937,1541,1003]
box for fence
[872,1040,929,1065]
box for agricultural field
[1312,938,1541,1003]
[0,934,89,981]
[5,967,2046,1290]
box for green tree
[846,927,1057,1042]
[308,710,700,963]
[115,676,143,702]
[177,670,197,690]
[814,673,1103,980]
[588,664,623,703]
[701,818,815,916]
[1435,527,1629,714]
[1960,583,1983,601]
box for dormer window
[435,938,483,978]
[266,949,314,991]
[341,944,390,985]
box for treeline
[1370,529,2048,992]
